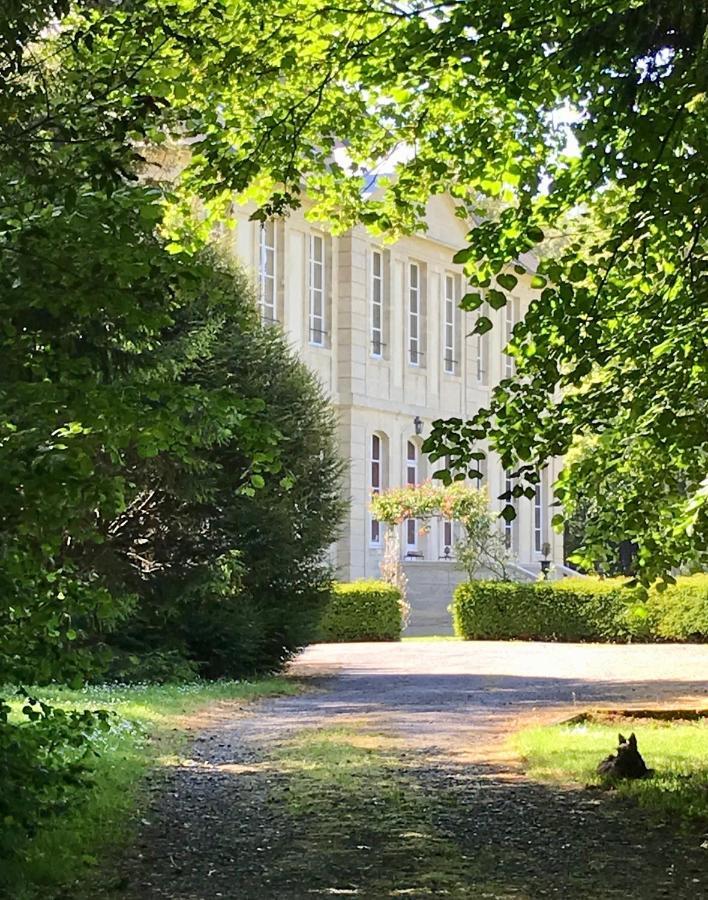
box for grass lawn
[2,678,302,899]
[512,718,708,827]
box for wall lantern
[413,415,423,436]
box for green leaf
[526,225,544,243]
[501,504,517,523]
[460,291,484,310]
[471,316,493,335]
[486,289,507,310]
[496,273,518,291]
[452,247,474,265]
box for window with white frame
[406,440,418,549]
[504,299,515,377]
[533,471,546,554]
[443,274,457,374]
[371,250,384,357]
[308,233,325,346]
[473,452,488,485]
[258,221,277,323]
[409,262,421,366]
[439,452,455,557]
[370,434,383,546]
[443,519,453,556]
[503,469,516,550]
[476,300,489,384]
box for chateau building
[227,195,564,631]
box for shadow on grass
[108,719,708,900]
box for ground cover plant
[513,718,708,827]
[452,575,708,642]
[1,678,301,899]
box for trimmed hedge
[319,581,403,642]
[452,575,708,643]
[647,575,708,641]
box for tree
[169,0,705,583]
[102,288,346,679]
[7,4,705,588]
[1,5,347,850]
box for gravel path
[103,642,707,899]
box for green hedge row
[452,575,708,643]
[318,581,403,642]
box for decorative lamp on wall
[413,415,423,436]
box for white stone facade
[228,195,563,602]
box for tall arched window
[406,441,418,550]
[370,434,384,546]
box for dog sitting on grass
[597,732,653,779]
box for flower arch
[370,481,512,589]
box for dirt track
[102,641,707,899]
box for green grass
[512,718,708,826]
[2,678,302,899]
[268,724,505,896]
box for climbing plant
[370,483,509,581]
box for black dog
[597,732,653,779]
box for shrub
[452,576,708,642]
[0,697,110,861]
[319,581,403,642]
[452,578,639,642]
[647,575,708,641]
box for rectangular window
[409,263,420,366]
[442,519,454,559]
[475,453,488,485]
[504,300,515,377]
[476,301,488,384]
[533,474,545,553]
[370,434,382,546]
[371,250,383,357]
[504,470,515,550]
[259,221,277,323]
[308,234,325,346]
[444,274,456,375]
[406,440,418,486]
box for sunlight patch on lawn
[512,718,708,825]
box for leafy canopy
[3,3,706,587]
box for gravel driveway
[105,641,707,900]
